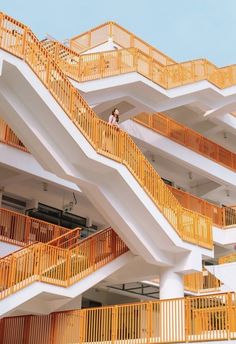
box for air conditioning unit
[2,194,27,210]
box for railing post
[147,302,152,343]
[111,305,118,344]
[109,23,113,40]
[111,230,117,257]
[69,89,74,121]
[100,53,105,78]
[66,250,71,286]
[90,238,96,270]
[149,58,153,80]
[185,297,191,341]
[222,207,226,227]
[227,292,233,339]
[22,315,31,344]
[177,206,183,238]
[49,313,57,344]
[0,13,4,49]
[22,27,29,58]
[24,217,31,243]
[0,318,5,344]
[9,255,17,293]
[46,59,51,88]
[79,310,85,344]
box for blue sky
[0,0,235,66]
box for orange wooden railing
[168,185,223,227]
[1,114,235,230]
[0,13,213,249]
[219,252,236,264]
[134,112,236,172]
[0,118,28,152]
[1,292,236,343]
[44,37,236,90]
[153,269,221,294]
[47,227,81,249]
[0,227,128,300]
[1,111,235,230]
[0,207,71,246]
[69,21,175,65]
[184,269,221,293]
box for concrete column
[159,268,184,299]
[159,268,185,342]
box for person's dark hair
[112,108,118,116]
[112,108,119,123]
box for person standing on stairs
[108,108,120,128]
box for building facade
[0,14,236,343]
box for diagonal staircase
[0,227,128,299]
[0,13,212,251]
[0,226,130,317]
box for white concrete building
[0,15,236,343]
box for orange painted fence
[184,269,221,293]
[47,227,81,249]
[134,112,236,172]
[1,111,235,230]
[1,292,236,343]
[69,21,175,65]
[0,118,27,152]
[170,185,236,228]
[44,37,236,90]
[0,207,71,246]
[219,252,236,264]
[0,227,128,300]
[0,13,213,249]
[1,114,235,230]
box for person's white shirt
[108,114,119,128]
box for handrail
[168,185,224,227]
[47,227,81,249]
[44,38,236,90]
[0,227,128,299]
[69,21,175,66]
[0,207,71,246]
[2,110,235,229]
[134,112,236,172]
[0,13,212,249]
[1,113,235,230]
[1,292,236,343]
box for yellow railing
[0,13,212,249]
[2,111,236,230]
[47,227,81,249]
[184,269,221,293]
[44,38,236,90]
[168,185,224,228]
[134,112,236,172]
[219,252,236,264]
[0,207,71,246]
[1,292,236,343]
[0,118,28,152]
[2,110,236,230]
[0,227,128,299]
[69,21,175,65]
[153,269,221,294]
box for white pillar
[159,268,185,342]
[159,268,184,299]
